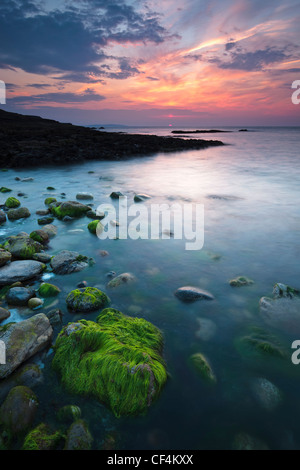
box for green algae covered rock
[5,197,20,209]
[44,197,57,206]
[66,287,110,312]
[57,405,82,424]
[64,420,93,450]
[88,220,104,234]
[51,201,90,219]
[38,282,61,298]
[235,327,287,361]
[0,386,38,434]
[6,235,43,260]
[189,353,217,384]
[52,308,168,417]
[229,276,254,287]
[22,423,64,450]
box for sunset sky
[0,0,300,126]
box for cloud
[8,88,106,105]
[0,0,170,79]
[216,47,290,71]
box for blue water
[0,126,300,449]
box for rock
[236,327,287,360]
[38,282,61,298]
[86,210,105,220]
[174,286,214,302]
[189,353,217,384]
[66,287,110,312]
[51,201,90,219]
[106,271,116,279]
[6,287,35,306]
[0,187,12,193]
[259,283,300,334]
[28,297,44,310]
[32,252,52,263]
[134,194,151,202]
[232,432,269,450]
[251,378,282,411]
[52,308,167,417]
[195,318,216,341]
[46,309,62,326]
[7,207,31,221]
[5,197,20,208]
[0,210,7,224]
[0,248,11,267]
[229,276,254,287]
[99,250,109,257]
[30,230,49,245]
[38,217,55,225]
[0,307,10,322]
[76,192,94,201]
[64,420,93,450]
[47,186,55,190]
[107,272,136,288]
[88,220,104,234]
[77,281,88,288]
[6,235,43,260]
[0,260,44,286]
[22,177,34,182]
[44,197,57,206]
[0,314,53,379]
[36,209,50,216]
[57,405,81,423]
[22,423,63,450]
[110,191,124,199]
[0,386,38,434]
[0,363,43,404]
[62,216,74,222]
[50,250,92,275]
[42,224,57,238]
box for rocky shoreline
[0,109,224,168]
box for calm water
[1,126,300,449]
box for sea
[0,125,300,450]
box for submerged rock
[38,282,61,298]
[189,353,217,384]
[236,326,287,360]
[107,272,136,288]
[64,420,93,450]
[134,194,151,202]
[195,318,217,341]
[251,378,282,411]
[0,260,45,286]
[0,314,53,379]
[229,276,254,287]
[22,423,63,450]
[259,283,300,334]
[174,286,214,302]
[232,432,269,450]
[52,308,167,417]
[0,386,38,434]
[66,287,110,312]
[50,250,92,275]
[57,405,82,424]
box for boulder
[6,287,35,306]
[76,193,94,201]
[52,309,167,417]
[0,314,53,379]
[41,224,57,238]
[5,235,43,260]
[0,386,38,434]
[5,197,20,209]
[0,248,11,267]
[0,260,45,286]
[174,286,214,302]
[38,282,61,298]
[64,420,93,450]
[107,272,136,288]
[7,207,31,221]
[50,250,92,275]
[30,230,49,245]
[66,287,110,312]
[51,201,90,219]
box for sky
[0,0,300,126]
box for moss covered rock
[88,220,104,234]
[52,308,168,417]
[7,207,31,221]
[0,187,12,193]
[66,287,110,312]
[0,248,11,267]
[6,235,43,260]
[22,423,63,450]
[5,197,20,209]
[0,386,38,434]
[39,282,61,298]
[44,197,57,206]
[235,327,287,360]
[64,420,93,450]
[30,230,49,245]
[57,405,81,424]
[189,353,217,384]
[229,276,254,287]
[51,201,90,219]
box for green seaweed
[52,308,167,417]
[22,423,64,450]
[189,353,217,384]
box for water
[0,126,300,449]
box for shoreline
[0,109,224,168]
